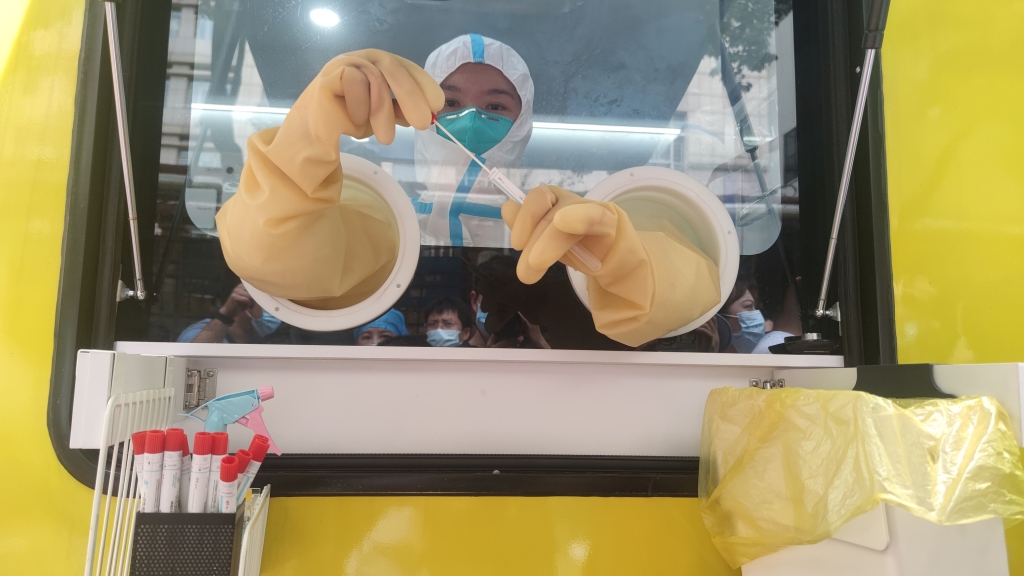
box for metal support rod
[105,1,147,301]
[814,48,876,318]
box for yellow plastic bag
[699,386,1024,568]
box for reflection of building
[648,13,799,232]
[161,0,209,166]
[152,0,224,342]
[653,15,796,184]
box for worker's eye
[445,98,460,108]
[486,103,507,112]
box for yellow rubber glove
[216,50,444,309]
[502,185,721,347]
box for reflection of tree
[709,0,793,92]
[774,0,794,24]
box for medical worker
[216,46,721,347]
[354,308,409,346]
[414,34,534,247]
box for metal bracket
[750,378,786,390]
[104,1,147,302]
[821,302,841,321]
[183,368,217,410]
[115,279,136,302]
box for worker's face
[426,310,470,343]
[440,63,522,122]
[358,327,396,346]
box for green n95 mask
[435,107,514,155]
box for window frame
[49,0,896,496]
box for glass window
[196,14,214,41]
[169,8,181,39]
[151,0,805,353]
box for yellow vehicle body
[1,0,1022,573]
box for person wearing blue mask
[413,34,534,248]
[424,298,476,348]
[178,283,283,344]
[718,279,771,354]
[354,309,409,346]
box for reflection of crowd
[177,282,281,344]
[702,246,803,354]
[354,296,551,349]
[178,242,801,353]
[178,278,553,349]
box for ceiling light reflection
[309,8,340,27]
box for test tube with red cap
[205,432,229,513]
[234,449,252,486]
[177,432,191,509]
[131,431,148,484]
[159,429,186,512]
[216,456,239,513]
[187,432,213,513]
[140,430,165,513]
[237,435,270,505]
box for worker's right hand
[282,49,444,147]
[219,50,439,306]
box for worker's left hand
[501,184,722,347]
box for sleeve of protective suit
[215,50,444,308]
[502,185,721,347]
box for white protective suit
[414,34,535,247]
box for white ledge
[115,341,843,368]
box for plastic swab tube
[237,435,270,506]
[131,431,147,483]
[216,456,239,514]
[206,432,229,513]
[188,432,212,513]
[159,430,185,512]
[140,430,165,513]
[177,432,191,510]
[430,115,603,272]
[233,449,252,496]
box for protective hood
[414,34,535,246]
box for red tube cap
[166,428,187,454]
[193,432,213,456]
[166,431,186,453]
[219,456,239,483]
[145,430,165,455]
[248,436,270,463]
[211,431,229,456]
[235,449,252,473]
[131,431,148,455]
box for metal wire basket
[83,389,270,576]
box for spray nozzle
[186,388,281,455]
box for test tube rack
[83,388,270,576]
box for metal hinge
[750,378,786,390]
[184,368,217,410]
